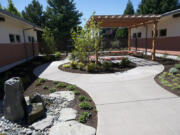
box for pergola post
[152,21,157,61]
[128,28,131,51]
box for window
[173,13,180,18]
[137,32,142,38]
[9,34,15,43]
[152,30,158,37]
[16,35,21,43]
[133,33,136,38]
[159,29,167,37]
[32,37,35,43]
[28,36,31,42]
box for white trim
[0,56,35,73]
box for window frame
[137,32,142,38]
[16,35,21,43]
[133,33,137,38]
[28,36,32,43]
[159,29,167,37]
[9,34,15,43]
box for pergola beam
[90,15,161,61]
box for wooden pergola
[92,15,161,60]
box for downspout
[23,27,35,61]
[145,24,148,55]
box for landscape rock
[27,103,45,124]
[58,108,77,122]
[32,116,54,130]
[30,93,44,104]
[49,91,74,101]
[25,96,30,106]
[3,77,27,122]
[49,121,96,135]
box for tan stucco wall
[0,14,37,44]
[131,14,180,38]
[0,43,39,67]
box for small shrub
[63,64,71,68]
[77,62,85,70]
[74,90,80,95]
[57,82,66,88]
[169,67,179,74]
[78,112,92,123]
[120,58,130,67]
[70,61,78,69]
[102,61,113,71]
[79,95,86,102]
[55,51,61,59]
[175,64,180,69]
[50,88,56,93]
[86,63,96,72]
[39,78,46,83]
[79,102,92,110]
[53,81,59,84]
[35,81,41,86]
[43,86,49,90]
[66,84,76,91]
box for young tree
[0,3,3,10]
[45,0,82,50]
[124,0,135,15]
[41,27,56,55]
[6,0,21,17]
[71,13,102,64]
[137,0,179,14]
[22,0,45,27]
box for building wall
[0,15,37,44]
[0,14,39,70]
[0,43,39,68]
[131,14,180,53]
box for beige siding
[0,14,37,44]
[131,15,180,38]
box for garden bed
[0,55,97,130]
[24,78,97,128]
[154,63,180,96]
[131,53,180,96]
[59,61,136,74]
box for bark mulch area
[59,62,136,74]
[24,79,97,128]
[132,54,180,96]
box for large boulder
[3,77,27,122]
[27,103,45,124]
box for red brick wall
[131,36,180,52]
[0,43,39,67]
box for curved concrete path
[34,56,180,135]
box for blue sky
[0,0,141,25]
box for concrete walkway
[34,56,180,135]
